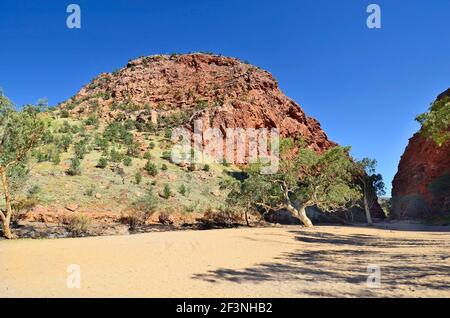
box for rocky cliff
[60,53,335,152]
[392,89,450,219]
[59,53,384,219]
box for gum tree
[354,158,385,225]
[0,91,44,239]
[227,138,360,227]
[416,96,450,146]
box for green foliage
[67,157,82,176]
[416,96,450,146]
[123,156,132,167]
[144,161,158,176]
[57,134,73,152]
[164,127,172,139]
[74,140,88,159]
[225,138,360,224]
[203,164,210,172]
[109,148,124,163]
[64,213,90,237]
[161,163,168,171]
[126,140,141,158]
[161,150,172,161]
[128,188,159,230]
[83,114,99,127]
[195,100,208,111]
[60,109,70,118]
[27,185,41,198]
[143,151,152,159]
[178,184,188,196]
[134,171,143,184]
[160,112,189,127]
[162,183,173,199]
[96,157,108,169]
[148,141,156,149]
[103,122,133,143]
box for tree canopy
[416,96,450,146]
[224,138,360,227]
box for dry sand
[0,225,449,298]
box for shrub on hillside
[97,157,108,169]
[134,171,143,184]
[127,189,159,230]
[145,161,158,176]
[63,213,91,237]
[66,157,82,176]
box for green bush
[161,150,172,161]
[161,163,168,171]
[126,140,141,158]
[162,183,173,199]
[143,151,152,159]
[134,171,143,184]
[149,141,156,149]
[60,109,70,118]
[97,157,108,169]
[74,141,88,159]
[123,156,132,167]
[27,185,41,198]
[128,188,159,230]
[178,184,187,196]
[64,213,90,237]
[203,164,210,172]
[67,157,82,176]
[109,148,124,163]
[145,161,158,176]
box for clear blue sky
[1,0,449,194]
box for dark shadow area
[192,229,450,296]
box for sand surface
[0,225,449,297]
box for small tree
[227,138,360,227]
[162,183,172,199]
[416,96,450,146]
[354,158,385,225]
[134,171,143,184]
[96,157,108,169]
[67,157,82,176]
[145,160,158,176]
[0,92,44,238]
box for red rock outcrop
[60,53,335,152]
[392,89,450,219]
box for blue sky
[1,0,449,194]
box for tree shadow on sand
[192,230,450,296]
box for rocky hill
[392,89,450,219]
[60,53,335,152]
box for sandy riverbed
[0,225,449,297]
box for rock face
[392,89,450,219]
[60,53,335,152]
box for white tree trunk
[287,204,313,227]
[363,194,373,225]
[1,171,14,239]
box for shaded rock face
[392,89,450,219]
[60,53,335,152]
